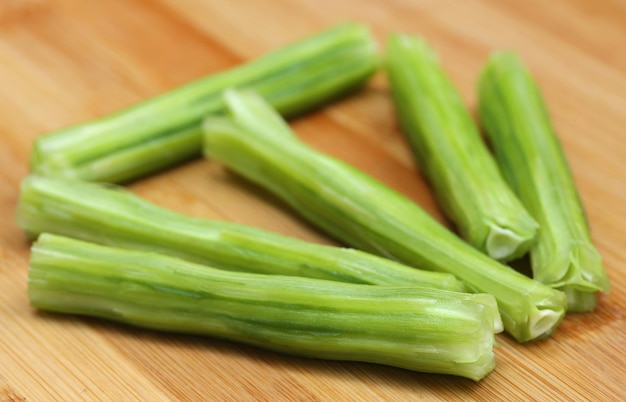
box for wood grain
[1,0,625,400]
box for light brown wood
[1,0,625,400]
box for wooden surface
[1,0,625,400]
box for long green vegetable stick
[29,23,378,183]
[202,89,567,342]
[385,34,538,262]
[29,234,498,381]
[16,175,468,294]
[477,52,610,312]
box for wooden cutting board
[1,0,625,400]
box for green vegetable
[385,34,538,262]
[16,175,468,293]
[29,233,498,381]
[29,23,378,183]
[477,52,610,311]
[202,89,567,342]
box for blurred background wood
[1,0,624,400]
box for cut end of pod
[533,242,610,294]
[485,222,537,262]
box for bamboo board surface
[1,0,625,400]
